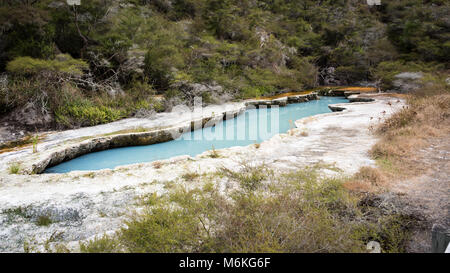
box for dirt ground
[388,136,450,252]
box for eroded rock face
[8,102,53,129]
[393,72,424,93]
[32,129,180,174]
[317,88,346,96]
[134,109,157,119]
[319,67,342,86]
[171,81,225,106]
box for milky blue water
[44,96,348,173]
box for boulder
[319,67,342,86]
[171,82,225,106]
[8,102,53,129]
[48,1,66,8]
[134,109,157,119]
[392,72,424,93]
[348,95,375,103]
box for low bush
[6,55,88,76]
[2,72,161,128]
[36,215,53,226]
[80,166,415,253]
[55,100,125,127]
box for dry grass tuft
[354,166,386,186]
[342,180,375,193]
[370,87,449,177]
[152,161,163,169]
[300,130,309,137]
[181,171,200,181]
[344,166,386,193]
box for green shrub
[8,163,21,174]
[181,171,200,181]
[55,100,124,127]
[36,215,52,226]
[219,164,268,191]
[119,207,205,252]
[373,61,441,90]
[6,54,88,76]
[144,45,185,90]
[81,166,418,253]
[79,235,120,253]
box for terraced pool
[45,96,348,173]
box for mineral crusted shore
[0,93,403,252]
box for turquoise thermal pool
[44,96,348,173]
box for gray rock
[8,102,53,128]
[171,82,225,106]
[348,95,375,103]
[48,1,66,8]
[27,205,83,225]
[246,93,318,108]
[134,109,157,119]
[393,72,424,93]
[66,0,80,5]
[432,223,450,253]
[319,67,343,86]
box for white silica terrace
[44,96,348,173]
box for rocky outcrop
[392,72,424,93]
[317,88,347,97]
[347,95,375,103]
[246,93,318,108]
[319,67,342,86]
[170,81,226,106]
[287,94,317,103]
[328,105,347,112]
[317,88,376,98]
[6,102,54,129]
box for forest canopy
[0,0,448,128]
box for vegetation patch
[2,206,32,224]
[207,145,221,158]
[8,162,22,174]
[181,171,200,181]
[2,1,447,132]
[370,80,449,177]
[79,166,416,253]
[36,215,53,227]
